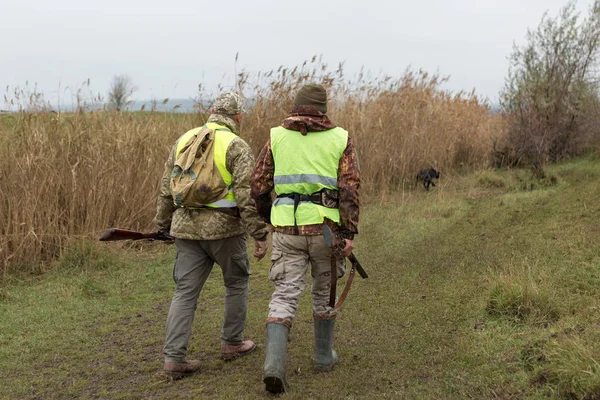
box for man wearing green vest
[251,84,360,393]
[155,92,269,379]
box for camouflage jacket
[154,114,269,241]
[250,106,360,239]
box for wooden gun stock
[98,228,174,242]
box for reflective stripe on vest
[270,126,348,227]
[273,174,338,186]
[174,122,238,208]
[208,188,237,208]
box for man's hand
[254,240,268,260]
[157,230,175,244]
[341,239,354,258]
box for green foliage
[531,332,600,399]
[477,170,508,189]
[55,241,113,273]
[486,275,560,325]
[77,272,107,298]
[476,169,559,192]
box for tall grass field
[0,66,494,276]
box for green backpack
[169,125,229,208]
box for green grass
[2,157,600,399]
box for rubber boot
[314,319,339,372]
[263,323,289,393]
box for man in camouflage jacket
[251,84,360,393]
[155,92,269,378]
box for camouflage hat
[212,92,245,115]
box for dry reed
[1,60,500,276]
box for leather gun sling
[329,253,338,308]
[334,263,356,309]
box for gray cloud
[1,0,594,106]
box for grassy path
[2,158,600,399]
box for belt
[276,190,338,234]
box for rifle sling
[334,264,355,309]
[329,254,365,309]
[329,253,337,308]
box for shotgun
[322,225,368,309]
[98,228,175,242]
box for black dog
[416,168,440,190]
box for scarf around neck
[281,105,336,135]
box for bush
[499,1,600,172]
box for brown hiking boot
[220,340,256,361]
[163,360,201,379]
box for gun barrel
[98,228,171,242]
[348,253,368,279]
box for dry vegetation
[241,61,495,191]
[0,111,198,278]
[497,1,600,174]
[1,60,497,277]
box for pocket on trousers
[232,251,251,277]
[269,248,285,281]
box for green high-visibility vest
[175,122,238,208]
[270,126,348,227]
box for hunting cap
[294,84,327,114]
[212,92,245,115]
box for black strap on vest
[276,190,339,234]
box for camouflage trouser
[163,236,251,362]
[267,232,346,326]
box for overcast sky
[1,0,595,107]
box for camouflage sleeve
[227,138,269,241]
[338,135,360,239]
[250,139,275,224]
[154,146,176,232]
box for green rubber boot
[263,323,289,393]
[314,319,339,372]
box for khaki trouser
[164,236,251,363]
[267,232,345,324]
